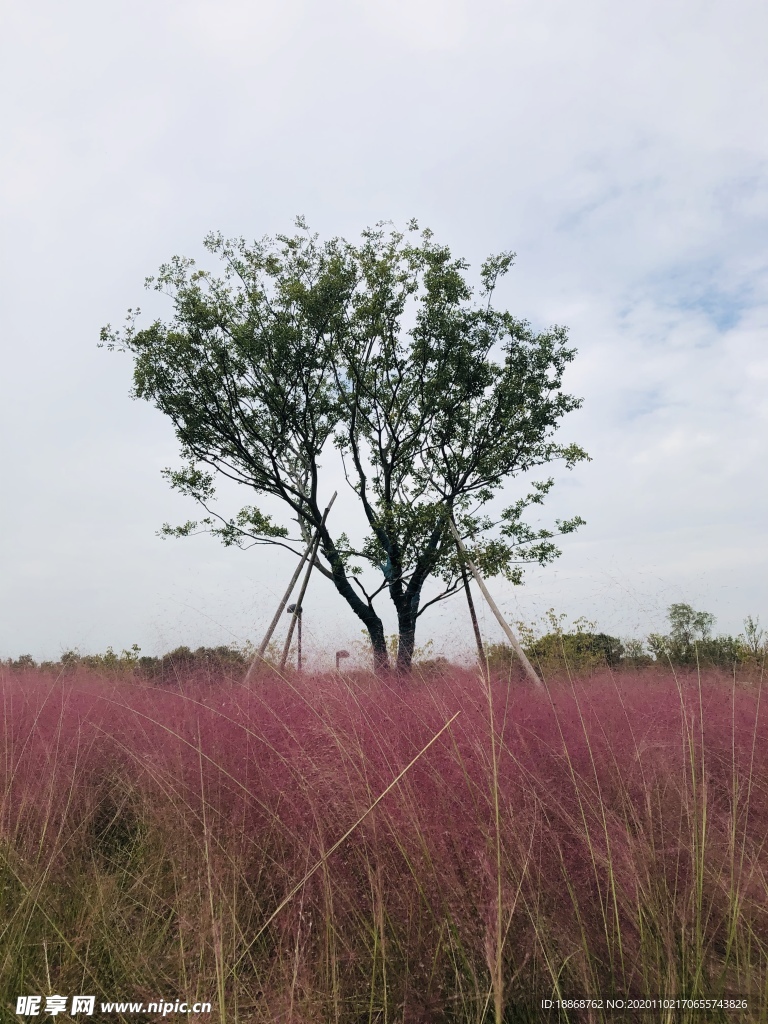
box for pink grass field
[1,661,766,1023]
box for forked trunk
[318,529,390,674]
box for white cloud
[175,0,306,61]
[352,0,469,50]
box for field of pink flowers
[1,660,766,1022]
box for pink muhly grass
[0,660,765,1021]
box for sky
[1,0,766,666]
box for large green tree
[101,220,588,673]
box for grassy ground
[0,659,766,1022]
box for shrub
[6,654,37,670]
[486,609,626,676]
[137,644,248,681]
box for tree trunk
[395,593,420,675]
[317,525,391,674]
[366,616,390,674]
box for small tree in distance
[647,602,759,668]
[667,602,716,646]
[101,219,589,674]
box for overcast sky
[1,0,766,665]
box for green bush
[485,612,627,677]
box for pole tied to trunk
[446,517,543,690]
[244,492,337,682]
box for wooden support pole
[246,541,313,681]
[244,492,336,682]
[447,518,543,690]
[455,536,486,671]
[280,492,337,671]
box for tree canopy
[101,219,589,672]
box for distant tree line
[485,604,766,677]
[3,604,764,678]
[2,645,251,680]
